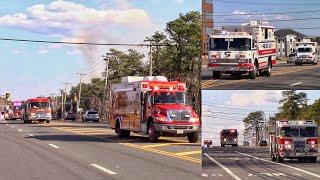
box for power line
[213,0,320,6]
[214,17,320,24]
[210,9,320,17]
[0,37,196,47]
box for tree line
[65,11,201,115]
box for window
[298,39,301,42]
[204,12,213,20]
[205,28,213,36]
[278,39,280,43]
[290,39,292,43]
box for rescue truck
[295,42,319,66]
[269,121,318,163]
[22,97,52,124]
[109,76,200,143]
[203,139,213,148]
[220,129,238,147]
[9,101,23,120]
[208,21,276,79]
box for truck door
[130,91,141,131]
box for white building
[275,29,311,57]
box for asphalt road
[202,63,320,90]
[202,146,320,180]
[0,119,201,180]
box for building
[201,0,214,56]
[275,29,311,57]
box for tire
[310,157,317,163]
[249,62,258,79]
[221,144,225,147]
[46,120,50,123]
[276,155,284,163]
[148,121,159,143]
[116,120,130,138]
[212,72,222,79]
[187,132,198,143]
[265,60,272,77]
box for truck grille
[36,111,46,119]
[294,140,305,150]
[168,110,191,121]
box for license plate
[177,130,184,134]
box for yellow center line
[174,150,202,156]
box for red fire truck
[22,97,52,124]
[109,76,200,143]
[270,121,318,163]
[220,129,238,147]
[9,101,23,120]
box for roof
[275,29,308,38]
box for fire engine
[295,42,319,66]
[208,21,276,79]
[9,101,23,120]
[269,121,318,163]
[109,76,200,143]
[220,129,238,147]
[22,97,52,124]
[203,140,213,148]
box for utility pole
[62,82,70,119]
[59,89,64,120]
[76,73,86,113]
[144,39,155,76]
[102,53,114,122]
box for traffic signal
[5,93,10,101]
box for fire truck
[220,129,238,147]
[208,21,276,79]
[203,140,213,148]
[9,101,23,120]
[295,42,319,66]
[109,76,200,143]
[22,97,52,124]
[269,121,318,163]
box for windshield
[221,131,237,137]
[88,111,98,114]
[209,38,251,51]
[29,102,50,108]
[300,127,318,137]
[298,48,312,53]
[153,92,186,104]
[280,127,299,137]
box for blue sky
[0,0,200,100]
[202,90,320,145]
[214,0,320,36]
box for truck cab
[295,42,319,66]
[270,121,318,163]
[220,129,238,147]
[109,76,200,143]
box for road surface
[202,146,320,180]
[202,63,320,90]
[0,119,201,180]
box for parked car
[287,53,296,64]
[243,141,249,146]
[65,111,76,121]
[82,110,99,122]
[259,140,268,146]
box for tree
[301,99,320,125]
[277,90,308,120]
[243,111,266,145]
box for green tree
[301,99,320,125]
[277,90,308,120]
[243,111,266,145]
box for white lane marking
[201,173,208,177]
[48,144,60,149]
[10,126,14,128]
[290,82,303,86]
[17,129,23,132]
[237,152,320,178]
[28,134,34,137]
[204,153,242,180]
[90,164,117,175]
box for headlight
[47,113,51,116]
[284,144,292,149]
[190,117,199,122]
[234,139,237,142]
[224,138,227,142]
[31,113,36,116]
[155,116,168,122]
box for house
[275,29,311,57]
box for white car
[82,110,99,122]
[287,53,296,64]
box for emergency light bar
[277,120,315,125]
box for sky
[202,90,320,146]
[213,0,320,36]
[0,0,200,100]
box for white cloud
[175,0,184,4]
[227,90,282,107]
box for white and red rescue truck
[208,21,276,79]
[295,42,319,66]
[9,101,23,120]
[269,121,318,163]
[22,97,52,124]
[203,140,213,148]
[220,129,238,147]
[109,76,200,143]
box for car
[65,111,76,121]
[243,141,249,146]
[287,53,296,64]
[259,140,268,146]
[82,110,99,122]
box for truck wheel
[187,132,198,143]
[249,63,258,79]
[265,61,272,77]
[212,72,222,79]
[115,121,130,138]
[148,121,159,143]
[221,144,225,147]
[276,155,284,163]
[271,154,276,161]
[46,120,50,123]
